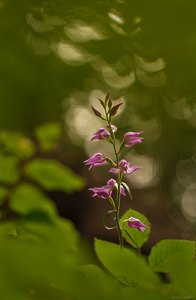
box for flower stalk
[84,93,148,248]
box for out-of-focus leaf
[95,239,159,288]
[0,155,19,184]
[0,239,77,299]
[78,264,122,300]
[0,186,8,205]
[0,131,35,159]
[148,239,195,273]
[24,158,85,192]
[0,217,80,255]
[35,122,62,151]
[0,216,83,299]
[169,256,196,297]
[121,285,170,300]
[10,183,57,218]
[120,209,151,249]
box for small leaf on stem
[121,182,133,200]
[108,98,113,109]
[98,98,105,109]
[110,103,123,116]
[105,92,110,104]
[91,106,102,118]
[105,157,117,167]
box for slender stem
[106,112,123,247]
[115,173,123,247]
[115,210,123,247]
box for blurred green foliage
[0,212,196,299]
[1,122,195,299]
[0,122,85,220]
[0,122,195,298]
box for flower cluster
[83,93,149,246]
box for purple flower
[107,178,126,196]
[89,178,126,199]
[91,128,110,141]
[109,159,141,175]
[124,131,144,148]
[127,217,150,232]
[106,178,117,188]
[89,186,112,199]
[84,152,106,170]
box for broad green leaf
[149,239,195,273]
[121,285,171,300]
[120,209,151,248]
[95,239,160,289]
[25,158,85,192]
[0,186,8,205]
[35,122,62,151]
[78,265,122,300]
[0,239,77,299]
[0,155,19,184]
[0,131,35,159]
[0,217,80,256]
[10,183,57,218]
[169,256,196,297]
[0,217,82,298]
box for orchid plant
[84,93,150,248]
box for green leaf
[149,239,195,273]
[95,239,160,289]
[0,155,19,184]
[0,186,8,205]
[35,122,62,151]
[25,158,85,192]
[169,256,196,297]
[0,217,82,290]
[108,97,112,109]
[121,182,133,200]
[79,265,121,300]
[0,131,35,159]
[10,183,57,218]
[120,209,151,249]
[98,98,105,109]
[121,285,171,300]
[105,92,110,103]
[0,238,77,299]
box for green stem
[106,112,123,247]
[115,210,123,247]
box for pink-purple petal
[84,152,106,170]
[126,165,141,174]
[127,217,149,232]
[89,187,111,199]
[91,128,110,141]
[109,167,120,174]
[109,159,141,175]
[124,131,144,148]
